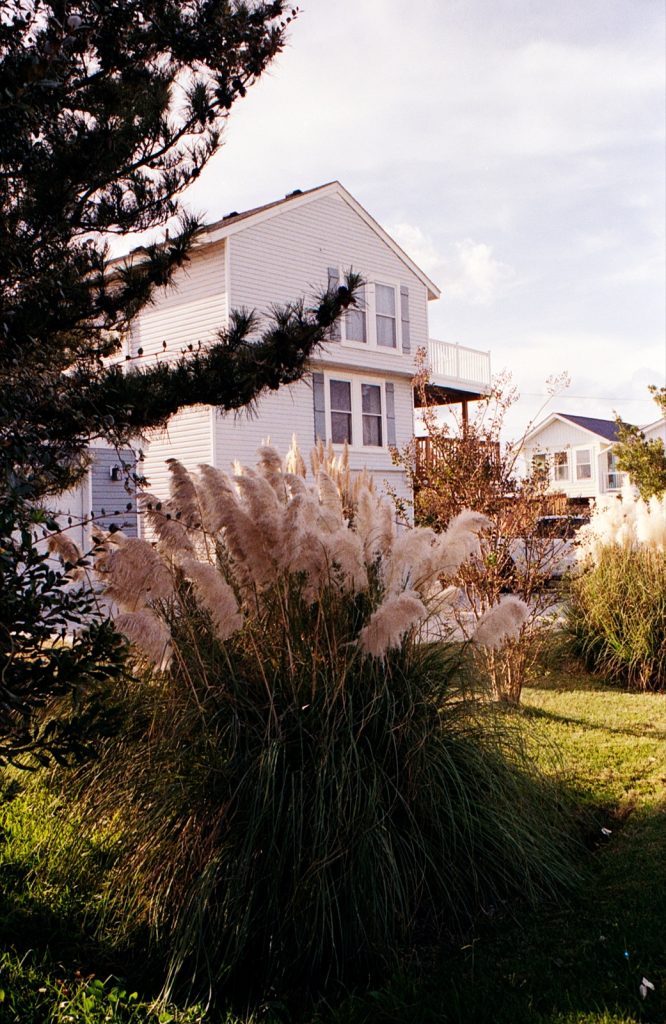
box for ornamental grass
[68,442,576,1003]
[568,487,666,690]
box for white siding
[140,406,213,503]
[527,420,599,450]
[214,372,413,506]
[129,241,227,361]
[214,378,314,471]
[228,192,428,381]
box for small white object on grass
[639,977,655,999]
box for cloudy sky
[147,0,666,438]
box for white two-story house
[57,182,491,543]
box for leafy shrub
[71,446,575,1002]
[568,489,666,690]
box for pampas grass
[76,444,575,1004]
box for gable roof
[523,412,632,446]
[556,414,625,442]
[201,180,441,300]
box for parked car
[508,514,590,582]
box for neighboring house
[56,181,492,540]
[521,413,630,503]
[642,417,666,446]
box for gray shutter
[328,266,341,341]
[400,285,410,354]
[385,382,397,447]
[312,371,326,443]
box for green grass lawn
[1,660,665,1024]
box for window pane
[362,384,381,414]
[330,379,351,412]
[331,412,352,444]
[345,308,367,342]
[553,452,568,481]
[576,449,591,480]
[375,284,395,316]
[363,415,382,446]
[376,315,397,347]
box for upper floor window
[345,301,367,343]
[375,284,397,348]
[576,449,592,480]
[553,451,569,482]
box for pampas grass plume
[359,590,427,659]
[115,609,173,670]
[473,596,530,649]
[47,531,82,565]
[182,559,243,641]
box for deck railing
[428,339,491,389]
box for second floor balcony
[418,339,492,407]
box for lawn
[0,659,664,1024]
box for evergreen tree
[0,1,358,764]
[0,0,357,500]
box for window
[553,451,569,481]
[375,284,397,348]
[330,379,352,444]
[345,302,367,343]
[362,384,382,446]
[575,449,592,480]
[325,377,387,448]
[532,453,548,479]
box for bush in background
[65,444,575,1003]
[568,489,666,690]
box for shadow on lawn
[521,704,666,742]
[322,802,666,1024]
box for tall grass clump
[568,487,666,690]
[70,442,576,1003]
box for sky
[128,0,666,440]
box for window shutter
[328,267,341,341]
[400,285,411,354]
[312,372,326,443]
[385,382,397,447]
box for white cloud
[387,224,517,307]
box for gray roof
[555,413,630,442]
[206,182,337,233]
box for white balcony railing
[428,339,491,392]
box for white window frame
[575,448,593,481]
[330,272,404,356]
[326,375,388,450]
[552,451,569,482]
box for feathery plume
[256,445,287,498]
[196,465,238,534]
[285,434,307,478]
[382,528,437,593]
[323,527,368,593]
[431,509,491,576]
[47,531,82,566]
[359,590,427,659]
[355,486,395,562]
[96,536,174,611]
[318,470,344,525]
[181,559,243,641]
[115,609,173,670]
[141,498,195,557]
[167,460,201,527]
[473,596,529,649]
